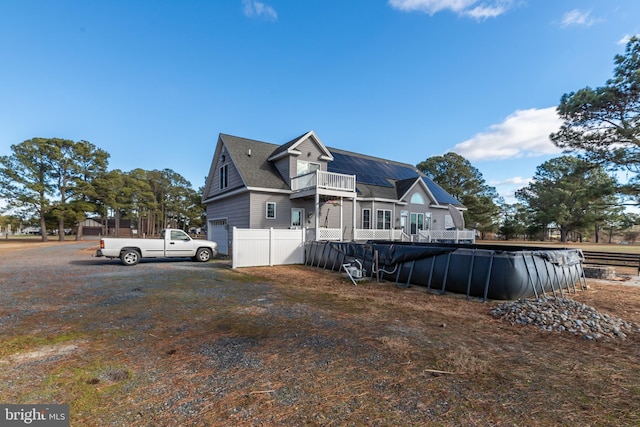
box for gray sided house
[203,131,472,255]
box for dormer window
[297,160,320,176]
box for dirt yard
[1,240,639,426]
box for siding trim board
[247,187,292,194]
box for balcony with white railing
[291,170,356,198]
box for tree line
[2,37,638,243]
[0,138,205,241]
[418,37,640,243]
[419,152,635,243]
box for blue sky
[1,0,639,203]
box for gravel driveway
[0,242,283,425]
[1,242,417,426]
[2,241,640,426]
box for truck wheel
[195,248,212,262]
[120,249,141,266]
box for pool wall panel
[305,241,585,300]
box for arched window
[410,193,424,204]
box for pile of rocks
[490,297,640,341]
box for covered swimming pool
[305,241,586,301]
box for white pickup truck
[96,229,218,266]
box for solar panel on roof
[422,177,461,205]
[328,151,420,188]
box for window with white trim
[376,209,392,230]
[266,202,276,219]
[291,208,303,228]
[410,193,424,204]
[219,164,228,190]
[362,209,371,229]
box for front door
[291,208,304,229]
[410,213,424,235]
[400,211,408,234]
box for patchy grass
[1,248,640,426]
[0,332,85,358]
[32,360,133,417]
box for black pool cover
[305,241,586,301]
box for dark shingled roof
[218,133,463,207]
[395,178,418,200]
[220,134,289,190]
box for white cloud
[451,107,564,161]
[489,177,532,204]
[491,176,532,186]
[388,0,513,19]
[618,34,640,45]
[242,0,278,21]
[560,9,596,28]
[466,4,507,19]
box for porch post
[314,192,319,241]
[372,200,375,235]
[352,196,357,241]
[339,196,343,241]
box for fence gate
[232,227,305,268]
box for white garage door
[209,219,229,256]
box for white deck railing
[306,228,342,241]
[305,228,475,243]
[318,228,342,241]
[417,229,476,243]
[354,229,404,241]
[291,170,356,193]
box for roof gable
[268,130,333,162]
[396,177,441,206]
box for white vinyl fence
[232,227,305,268]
